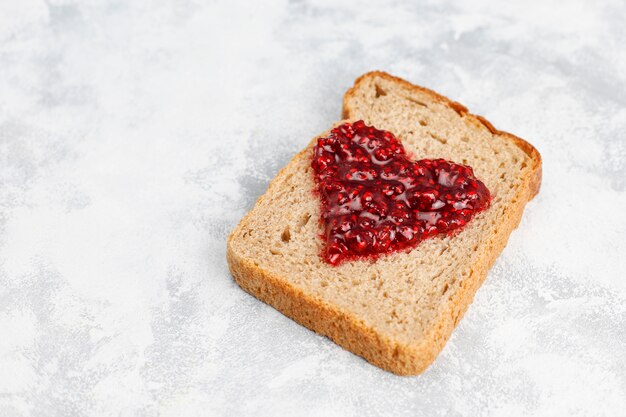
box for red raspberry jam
[311,120,491,265]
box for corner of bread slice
[227,231,444,376]
[343,70,542,199]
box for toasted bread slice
[227,71,541,375]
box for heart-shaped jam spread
[311,121,491,265]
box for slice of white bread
[227,71,541,375]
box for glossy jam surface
[311,121,491,265]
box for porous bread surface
[227,71,541,375]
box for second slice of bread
[227,71,541,375]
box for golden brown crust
[227,71,542,375]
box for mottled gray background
[1,0,625,416]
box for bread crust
[227,72,542,375]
